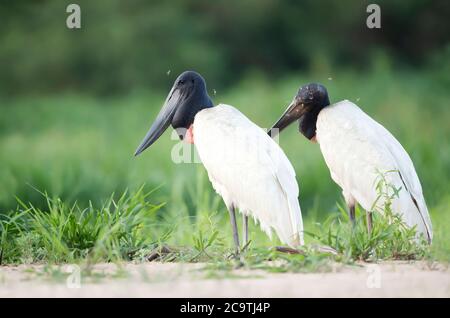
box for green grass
[308,170,430,262]
[0,186,167,264]
[0,67,449,269]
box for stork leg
[228,206,240,255]
[348,204,356,224]
[242,215,249,248]
[366,212,373,236]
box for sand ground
[0,261,449,297]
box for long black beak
[134,87,182,156]
[268,99,307,138]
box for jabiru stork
[269,83,432,243]
[135,71,304,254]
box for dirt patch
[0,261,448,297]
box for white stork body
[316,100,432,241]
[194,104,304,246]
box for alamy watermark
[65,264,81,288]
[366,264,381,288]
[169,127,281,165]
[366,4,381,29]
[65,4,379,30]
[66,4,81,29]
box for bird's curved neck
[299,107,322,140]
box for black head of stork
[134,71,213,156]
[269,83,330,140]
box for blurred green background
[1,0,449,96]
[0,0,449,251]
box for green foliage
[203,247,332,275]
[0,70,448,267]
[1,69,449,215]
[0,210,28,264]
[0,187,165,264]
[307,171,429,262]
[0,177,440,270]
[0,1,448,96]
[0,1,448,272]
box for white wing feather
[194,104,303,246]
[317,100,432,241]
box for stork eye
[178,80,185,85]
